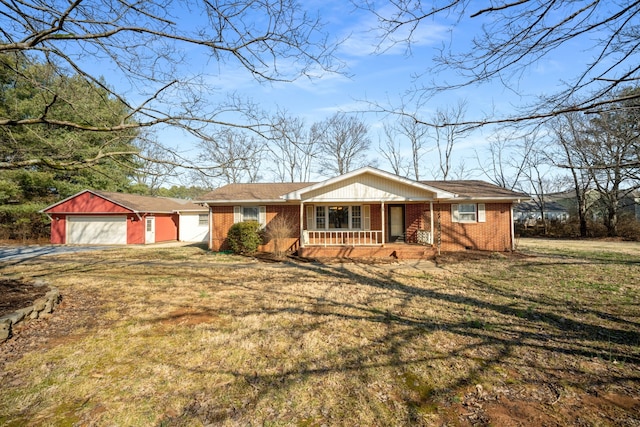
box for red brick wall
[405,203,430,244]
[210,202,514,253]
[435,202,513,252]
[369,204,382,230]
[210,205,301,252]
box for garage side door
[67,216,127,244]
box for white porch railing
[303,230,383,246]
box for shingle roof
[200,182,315,202]
[93,191,206,212]
[200,179,526,203]
[420,180,528,200]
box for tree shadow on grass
[151,257,640,425]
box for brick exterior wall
[210,202,514,254]
[210,205,300,252]
[435,202,513,252]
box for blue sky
[110,1,597,184]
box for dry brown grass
[0,242,639,426]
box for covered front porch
[279,167,455,259]
[297,202,436,256]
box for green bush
[227,221,262,255]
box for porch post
[430,201,434,245]
[299,202,305,248]
[381,202,385,245]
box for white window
[352,206,362,229]
[308,205,367,230]
[198,214,208,226]
[233,206,267,227]
[451,203,486,223]
[315,206,326,229]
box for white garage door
[67,216,127,245]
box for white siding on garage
[67,216,127,244]
[178,213,209,242]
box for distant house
[541,189,640,222]
[198,167,528,259]
[514,200,570,226]
[41,190,208,245]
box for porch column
[510,203,516,251]
[299,202,305,248]
[381,202,385,245]
[430,201,434,245]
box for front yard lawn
[0,241,639,426]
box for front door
[388,205,405,242]
[145,217,155,244]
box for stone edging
[0,286,61,344]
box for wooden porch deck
[297,243,436,260]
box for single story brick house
[199,167,528,258]
[42,190,208,245]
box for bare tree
[362,1,640,126]
[518,135,556,234]
[130,135,178,195]
[476,133,530,191]
[311,112,372,176]
[549,112,594,237]
[551,89,640,236]
[0,0,339,170]
[267,110,317,182]
[429,100,470,179]
[198,128,265,185]
[378,122,408,177]
[395,116,428,180]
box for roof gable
[283,167,455,201]
[42,190,205,214]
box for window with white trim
[451,203,486,223]
[309,205,367,230]
[198,214,208,226]
[234,206,267,227]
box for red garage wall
[49,215,66,244]
[128,217,144,244]
[44,192,179,244]
[154,214,179,243]
[45,192,132,214]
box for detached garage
[42,190,208,245]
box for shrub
[263,214,296,258]
[227,221,262,255]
